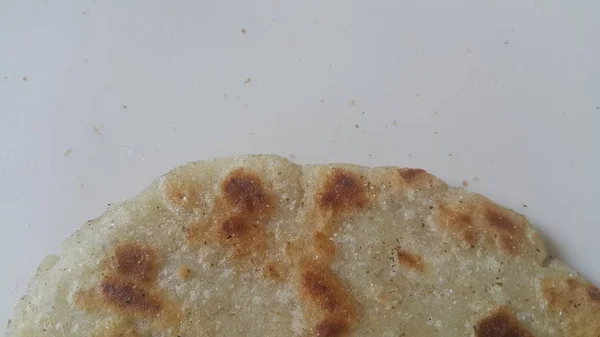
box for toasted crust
[7,155,599,337]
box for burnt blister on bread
[474,308,533,337]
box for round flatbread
[7,155,600,337]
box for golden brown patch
[541,276,600,336]
[485,207,521,232]
[297,262,357,336]
[589,285,600,303]
[482,205,526,253]
[436,204,478,245]
[314,318,350,337]
[220,215,250,239]
[114,243,157,284]
[318,169,368,214]
[74,243,178,330]
[300,269,344,312]
[163,175,202,212]
[474,308,533,337]
[100,277,162,315]
[183,223,204,246]
[313,232,336,263]
[96,244,165,317]
[177,265,191,279]
[436,201,528,254]
[394,247,425,273]
[221,168,274,215]
[398,168,428,184]
[218,215,267,257]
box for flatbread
[7,155,600,337]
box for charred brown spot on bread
[318,169,368,213]
[114,243,157,284]
[474,308,533,337]
[221,215,250,239]
[437,201,529,254]
[76,242,181,326]
[398,168,435,186]
[436,204,478,245]
[394,247,425,273]
[314,318,350,337]
[298,262,357,318]
[482,204,527,254]
[399,168,427,182]
[222,168,274,215]
[218,215,267,257]
[163,175,202,212]
[589,285,600,302]
[177,265,191,279]
[485,207,518,231]
[100,278,162,315]
[300,268,343,312]
[297,263,357,337]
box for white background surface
[0,0,599,333]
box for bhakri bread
[7,155,600,337]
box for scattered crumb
[504,41,510,45]
[355,124,359,128]
[473,176,480,181]
[93,125,104,136]
[22,76,28,81]
[63,148,73,157]
[434,131,438,134]
[81,10,90,16]
[448,154,453,157]
[350,100,355,105]
[433,111,439,115]
[177,265,191,279]
[241,29,246,34]
[522,204,528,208]
[462,180,469,187]
[393,120,397,125]
[362,111,365,114]
[122,105,127,109]
[368,154,372,157]
[244,77,252,84]
[250,132,254,136]
[467,49,471,53]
